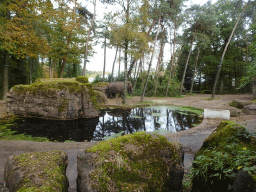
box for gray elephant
[106,81,133,99]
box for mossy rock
[94,90,107,103]
[4,150,69,192]
[191,121,256,192]
[93,82,109,87]
[229,99,253,109]
[12,79,84,95]
[76,76,89,83]
[77,132,184,192]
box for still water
[9,106,202,142]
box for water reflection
[93,106,200,141]
[9,106,201,142]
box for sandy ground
[0,94,255,191]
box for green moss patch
[11,150,68,192]
[188,121,256,191]
[76,76,89,83]
[86,132,182,191]
[93,82,109,87]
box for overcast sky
[76,0,217,75]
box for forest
[0,0,255,101]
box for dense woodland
[0,0,255,102]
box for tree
[212,2,248,98]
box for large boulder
[6,78,105,120]
[191,121,256,192]
[4,150,69,192]
[77,132,184,192]
[243,103,256,115]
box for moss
[14,150,68,191]
[76,76,88,83]
[86,132,182,191]
[93,82,109,87]
[12,79,84,95]
[197,121,256,157]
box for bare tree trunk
[2,51,9,100]
[49,57,52,78]
[82,0,96,76]
[212,3,248,98]
[123,40,128,104]
[133,59,142,92]
[103,36,106,81]
[172,45,183,77]
[29,58,32,84]
[180,36,195,95]
[118,48,121,78]
[166,24,176,97]
[141,18,161,102]
[154,38,164,95]
[190,47,200,93]
[111,46,119,82]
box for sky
[76,0,218,75]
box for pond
[8,106,202,142]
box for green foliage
[186,121,256,190]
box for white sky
[76,0,217,75]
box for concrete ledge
[204,109,230,120]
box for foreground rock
[191,121,256,192]
[77,132,184,192]
[7,77,105,120]
[4,150,69,192]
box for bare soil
[0,94,255,192]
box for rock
[233,169,256,192]
[226,107,242,117]
[191,121,256,192]
[243,104,256,115]
[230,99,253,109]
[253,77,256,100]
[4,150,69,192]
[6,78,105,120]
[77,132,184,192]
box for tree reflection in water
[8,106,201,142]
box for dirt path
[0,94,255,191]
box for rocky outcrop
[230,99,253,109]
[6,78,105,120]
[191,121,256,192]
[77,132,184,192]
[243,103,256,115]
[4,150,69,192]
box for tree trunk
[141,17,161,102]
[118,48,121,78]
[190,47,200,93]
[172,45,183,77]
[127,59,137,77]
[133,59,142,92]
[154,37,164,95]
[49,57,52,78]
[212,3,248,98]
[2,51,9,100]
[180,35,195,95]
[166,25,176,97]
[111,46,119,82]
[82,0,96,76]
[220,74,224,94]
[103,36,106,81]
[123,41,128,104]
[29,58,32,84]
